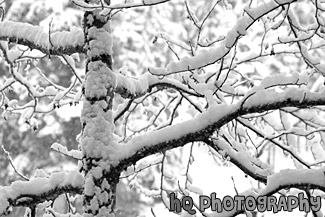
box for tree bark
[81,2,118,216]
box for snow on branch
[154,32,191,51]
[0,170,84,215]
[0,21,84,55]
[72,0,170,14]
[261,167,325,196]
[149,0,297,75]
[210,136,272,183]
[114,71,202,98]
[116,87,325,170]
[237,117,311,168]
[1,145,29,181]
[109,0,170,8]
[51,142,82,160]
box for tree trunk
[81,3,118,216]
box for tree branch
[0,170,84,216]
[114,72,203,99]
[149,0,298,75]
[0,21,85,55]
[116,87,325,172]
[73,0,170,16]
[206,137,270,184]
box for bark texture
[81,2,118,216]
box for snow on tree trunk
[80,3,118,217]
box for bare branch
[1,145,29,181]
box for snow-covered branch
[0,170,83,216]
[237,117,311,168]
[261,167,325,196]
[209,136,272,183]
[149,0,297,75]
[73,0,170,15]
[50,142,82,160]
[108,0,170,9]
[117,86,325,171]
[0,21,84,55]
[1,145,29,181]
[114,72,203,99]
